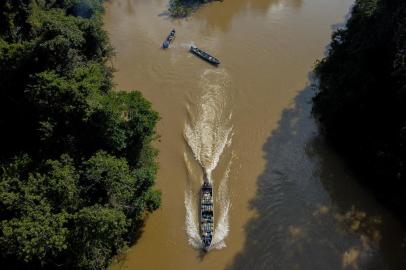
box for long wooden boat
[162,29,175,49]
[190,46,220,65]
[200,181,214,251]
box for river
[104,0,406,269]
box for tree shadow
[226,76,406,270]
[112,219,148,268]
[161,0,303,34]
[193,0,302,34]
[127,219,147,245]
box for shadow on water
[227,76,406,270]
[112,219,147,268]
[160,0,303,33]
[127,219,147,245]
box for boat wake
[180,42,195,49]
[184,69,233,250]
[210,158,232,250]
[168,42,195,50]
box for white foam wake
[184,189,203,248]
[180,42,195,49]
[183,151,203,248]
[210,158,232,250]
[183,69,233,251]
[184,69,232,182]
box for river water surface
[105,0,406,269]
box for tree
[69,205,127,270]
[313,0,406,219]
[0,1,161,269]
[0,156,69,266]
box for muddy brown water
[104,0,406,269]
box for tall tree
[0,1,161,269]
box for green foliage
[88,91,159,157]
[42,155,80,210]
[168,0,216,17]
[70,205,127,270]
[313,0,406,218]
[0,156,70,265]
[83,151,136,208]
[169,0,193,17]
[0,1,160,269]
[0,0,32,41]
[1,206,68,264]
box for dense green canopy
[313,0,406,218]
[0,1,160,269]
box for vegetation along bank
[0,0,161,269]
[313,0,406,221]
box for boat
[190,46,220,65]
[200,181,214,251]
[162,29,176,49]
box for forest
[0,0,161,269]
[313,0,406,220]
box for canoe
[190,46,220,65]
[162,29,176,49]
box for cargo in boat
[200,181,214,251]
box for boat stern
[202,235,212,252]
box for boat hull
[200,182,214,251]
[162,29,175,49]
[190,46,220,65]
